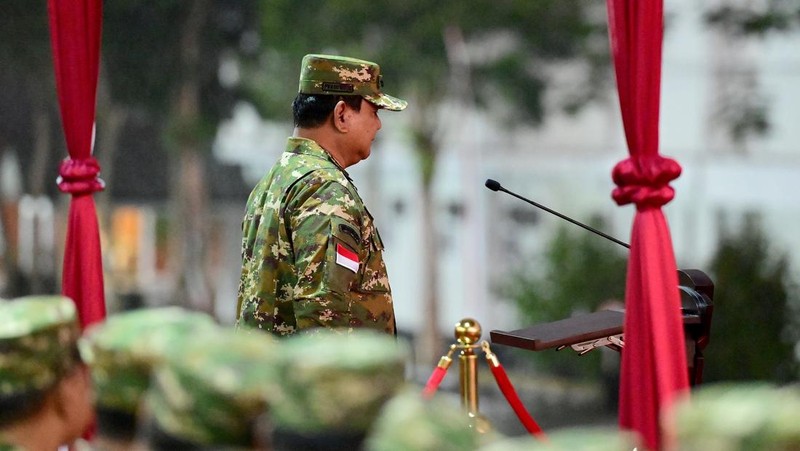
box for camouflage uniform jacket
[236,137,395,336]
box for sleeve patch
[339,223,361,244]
[335,243,360,273]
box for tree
[502,217,628,380]
[703,1,800,147]
[705,1,800,36]
[704,213,799,382]
[249,0,611,363]
[100,1,259,312]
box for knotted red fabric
[57,157,106,195]
[48,0,106,329]
[606,1,689,449]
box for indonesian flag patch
[335,243,360,273]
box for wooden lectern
[489,269,714,385]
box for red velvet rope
[57,157,105,195]
[487,359,548,440]
[422,343,546,441]
[422,366,448,399]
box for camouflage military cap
[298,54,408,111]
[364,389,478,451]
[478,426,641,451]
[270,330,410,435]
[668,382,800,450]
[0,437,25,451]
[147,327,280,447]
[0,295,80,396]
[78,306,218,414]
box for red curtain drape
[48,0,106,329]
[606,1,689,450]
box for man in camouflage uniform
[236,54,407,336]
[0,296,94,450]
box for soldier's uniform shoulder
[283,168,362,224]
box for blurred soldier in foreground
[364,388,479,451]
[236,54,407,336]
[478,426,641,451]
[142,327,280,449]
[0,296,94,450]
[78,306,218,450]
[667,382,800,450]
[267,330,409,450]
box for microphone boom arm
[485,179,630,249]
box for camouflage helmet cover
[364,388,478,451]
[478,426,642,451]
[269,330,410,434]
[79,306,218,414]
[0,295,81,396]
[147,328,281,446]
[298,54,408,111]
[669,382,800,450]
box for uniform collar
[286,137,350,175]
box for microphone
[484,179,630,250]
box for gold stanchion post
[455,318,491,433]
[455,318,481,414]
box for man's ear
[53,365,91,419]
[54,364,95,440]
[51,377,69,419]
[332,100,349,133]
